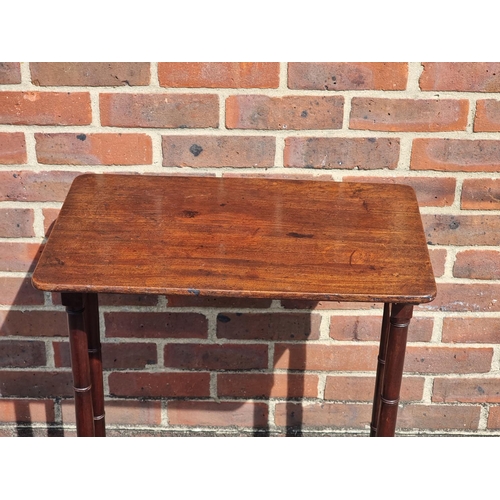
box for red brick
[442,317,500,343]
[35,133,152,165]
[0,277,45,305]
[461,178,500,209]
[0,340,46,367]
[61,399,161,426]
[167,295,271,308]
[288,63,408,91]
[404,346,492,374]
[158,62,279,88]
[108,371,210,397]
[274,402,371,428]
[100,93,219,128]
[453,250,500,279]
[487,407,500,429]
[162,135,275,168]
[429,248,447,277]
[216,312,321,341]
[217,373,319,398]
[474,100,500,132]
[329,315,433,342]
[419,283,500,313]
[412,138,500,172]
[0,132,26,164]
[281,300,382,310]
[164,343,267,370]
[168,401,268,427]
[0,170,82,202]
[325,375,424,402]
[226,95,343,130]
[0,91,91,125]
[222,172,334,182]
[423,214,500,246]
[433,378,500,403]
[99,293,159,307]
[105,312,207,339]
[0,208,34,237]
[30,62,150,86]
[0,399,55,423]
[420,62,500,92]
[342,175,456,207]
[274,344,378,371]
[397,404,480,430]
[0,371,73,397]
[42,208,59,237]
[0,63,21,84]
[53,341,157,369]
[350,98,468,132]
[0,310,67,337]
[0,242,43,272]
[284,137,399,170]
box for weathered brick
[404,346,492,374]
[0,371,73,397]
[0,242,43,272]
[274,402,371,428]
[288,62,408,90]
[0,277,45,306]
[99,293,158,307]
[281,300,382,310]
[0,91,91,125]
[412,138,500,172]
[53,341,157,370]
[35,133,152,165]
[108,371,210,397]
[474,100,500,131]
[397,404,480,430]
[216,312,321,341]
[442,317,500,343]
[100,93,219,128]
[324,375,425,402]
[284,137,399,170]
[226,95,343,130]
[0,399,55,423]
[222,172,333,181]
[453,250,500,279]
[158,62,279,88]
[433,378,500,403]
[0,132,26,164]
[0,170,82,202]
[350,98,468,132]
[0,310,67,337]
[423,214,500,246]
[62,399,161,426]
[168,401,268,427]
[217,373,319,398]
[0,208,34,237]
[42,208,59,237]
[0,63,21,84]
[487,406,500,429]
[341,175,456,207]
[420,62,500,92]
[30,63,150,86]
[274,344,378,371]
[461,178,500,209]
[105,312,207,339]
[167,295,271,308]
[430,248,447,277]
[164,343,268,371]
[162,135,275,168]
[329,315,433,342]
[0,340,46,367]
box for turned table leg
[371,303,413,437]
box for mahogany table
[32,174,436,437]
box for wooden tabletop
[32,174,436,303]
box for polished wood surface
[33,174,436,303]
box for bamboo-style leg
[61,293,95,437]
[84,293,106,437]
[375,303,413,437]
[370,303,391,436]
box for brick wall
[1,62,499,436]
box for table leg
[61,293,95,437]
[374,303,413,437]
[84,293,106,437]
